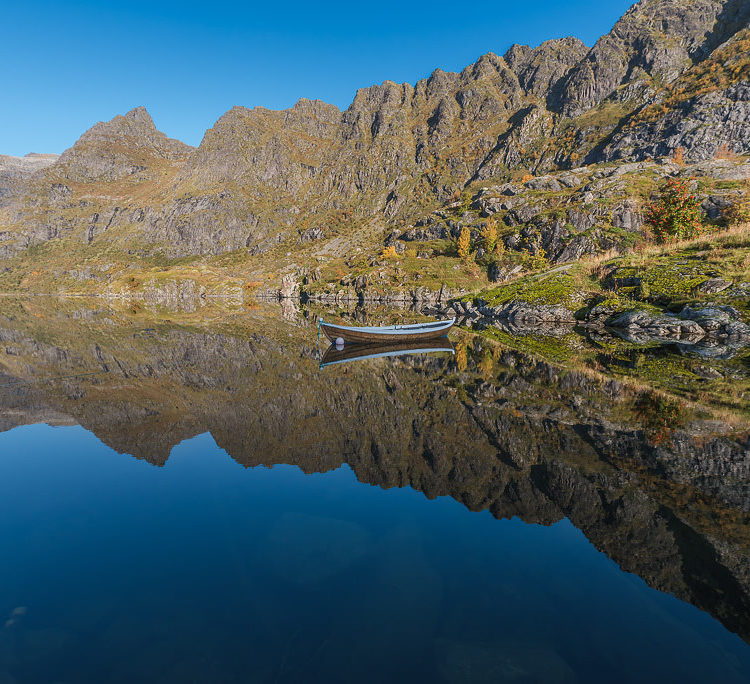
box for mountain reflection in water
[0,300,748,682]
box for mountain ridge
[0,0,748,282]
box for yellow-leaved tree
[481,218,497,254]
[457,225,471,263]
[495,238,505,258]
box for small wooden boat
[319,317,455,345]
[320,339,454,368]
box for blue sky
[2,0,634,156]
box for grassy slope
[4,170,741,300]
[472,223,750,314]
[463,225,750,417]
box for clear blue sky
[2,0,634,156]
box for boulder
[611,199,644,232]
[299,226,324,242]
[608,309,707,341]
[701,195,735,220]
[524,175,563,192]
[698,278,732,294]
[680,305,750,340]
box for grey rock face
[400,222,451,242]
[559,0,750,117]
[299,226,324,242]
[0,152,59,206]
[486,263,523,283]
[601,82,750,162]
[504,37,589,105]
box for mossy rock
[586,296,663,322]
[640,263,711,299]
[481,273,585,308]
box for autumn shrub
[454,339,468,372]
[380,245,398,260]
[478,350,494,380]
[646,178,704,243]
[632,391,685,443]
[714,143,737,160]
[522,246,549,271]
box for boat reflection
[320,338,454,368]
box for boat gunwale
[320,317,455,335]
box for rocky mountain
[0,0,748,270]
[53,106,192,183]
[557,0,750,116]
[0,152,58,207]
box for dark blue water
[0,424,748,683]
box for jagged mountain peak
[122,105,154,124]
[49,107,192,183]
[506,37,589,103]
[290,97,341,115]
[559,0,750,116]
[76,106,159,142]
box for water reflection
[0,299,748,662]
[319,339,454,368]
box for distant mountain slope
[0,0,748,264]
[0,152,58,207]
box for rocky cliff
[0,153,58,207]
[0,0,748,266]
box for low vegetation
[645,177,704,243]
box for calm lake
[0,300,748,683]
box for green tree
[646,178,703,243]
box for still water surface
[0,425,748,683]
[0,304,748,682]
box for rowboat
[320,338,454,368]
[319,317,455,345]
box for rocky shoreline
[443,298,750,347]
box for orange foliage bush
[714,143,737,160]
